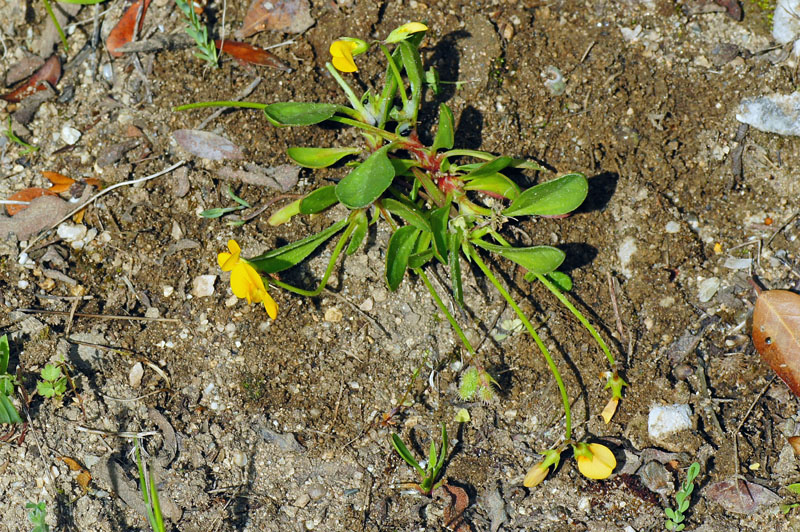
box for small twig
[17,308,179,323]
[324,289,389,337]
[606,272,626,344]
[733,376,775,506]
[580,40,596,63]
[64,298,80,338]
[766,209,800,248]
[75,426,158,438]
[21,160,185,255]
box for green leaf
[399,40,424,98]
[664,509,676,520]
[786,483,800,495]
[382,198,431,232]
[249,219,349,273]
[0,376,12,397]
[463,173,521,201]
[546,271,573,291]
[391,434,424,475]
[299,186,338,215]
[436,423,448,470]
[430,205,450,263]
[37,381,56,398]
[678,500,690,513]
[346,211,369,255]
[200,206,242,218]
[427,439,438,476]
[0,334,8,375]
[432,104,454,151]
[463,156,514,180]
[41,364,61,382]
[0,393,21,424]
[226,185,250,208]
[263,102,340,127]
[268,199,301,226]
[385,226,420,291]
[448,231,463,306]
[390,158,419,176]
[503,173,588,217]
[287,147,361,168]
[425,67,440,95]
[472,240,565,274]
[408,248,434,269]
[336,146,396,209]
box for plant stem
[327,116,401,143]
[535,273,615,367]
[268,220,357,297]
[468,244,572,440]
[380,44,408,109]
[325,63,376,124]
[174,100,268,111]
[415,267,475,356]
[42,0,69,53]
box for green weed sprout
[178,22,624,483]
[41,0,107,54]
[200,185,250,226]
[665,462,700,531]
[175,0,218,68]
[391,422,448,495]
[5,117,38,155]
[0,334,22,425]
[135,438,166,532]
[37,363,68,399]
[26,501,49,532]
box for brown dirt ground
[2,0,800,530]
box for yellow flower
[217,240,278,319]
[523,463,550,488]
[330,40,359,72]
[600,396,619,424]
[574,443,616,480]
[385,22,428,44]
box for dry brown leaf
[58,456,85,471]
[705,478,780,514]
[237,0,314,38]
[172,129,244,160]
[42,171,76,194]
[215,40,291,71]
[441,483,470,532]
[107,0,152,58]
[5,188,55,216]
[752,289,800,397]
[1,55,61,103]
[76,470,92,491]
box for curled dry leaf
[58,456,92,492]
[5,188,55,216]
[237,0,314,38]
[752,289,800,397]
[1,55,61,103]
[440,483,470,532]
[705,478,780,514]
[42,171,76,193]
[172,129,244,161]
[107,0,152,58]
[215,40,291,71]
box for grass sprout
[175,0,218,67]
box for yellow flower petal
[523,464,549,488]
[262,291,278,320]
[576,443,616,480]
[385,22,428,43]
[229,263,253,300]
[601,397,619,424]
[218,239,242,271]
[330,40,358,72]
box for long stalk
[468,244,572,440]
[415,267,475,356]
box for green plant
[781,482,800,514]
[37,363,68,399]
[42,0,107,54]
[5,117,38,155]
[175,0,218,68]
[200,185,250,226]
[135,438,166,532]
[391,422,448,495]
[26,501,49,532]
[0,334,22,424]
[665,462,701,531]
[179,22,625,483]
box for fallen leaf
[5,188,55,216]
[237,0,314,38]
[0,188,91,240]
[58,456,85,472]
[106,0,152,58]
[4,55,44,87]
[172,129,244,160]
[705,478,780,514]
[42,171,76,193]
[217,163,299,191]
[752,289,800,397]
[1,55,61,103]
[214,40,291,71]
[76,470,92,491]
[440,483,470,532]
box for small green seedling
[5,118,38,155]
[200,185,250,226]
[135,438,166,532]
[175,0,218,68]
[781,482,800,514]
[0,334,22,424]
[665,462,700,531]
[37,363,68,399]
[26,501,49,532]
[391,422,448,496]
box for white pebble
[162,285,174,297]
[697,277,720,302]
[648,404,692,440]
[324,307,343,322]
[18,280,29,289]
[57,222,87,243]
[192,275,217,297]
[665,221,680,233]
[129,362,144,388]
[61,125,82,145]
[723,257,752,270]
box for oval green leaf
[432,103,454,151]
[336,146,396,208]
[287,147,361,168]
[430,205,450,263]
[382,198,431,232]
[299,185,338,215]
[503,173,588,217]
[250,219,348,273]
[473,240,565,274]
[268,198,301,226]
[386,225,420,291]
[263,102,340,126]
[463,156,514,180]
[346,211,369,255]
[463,173,521,200]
